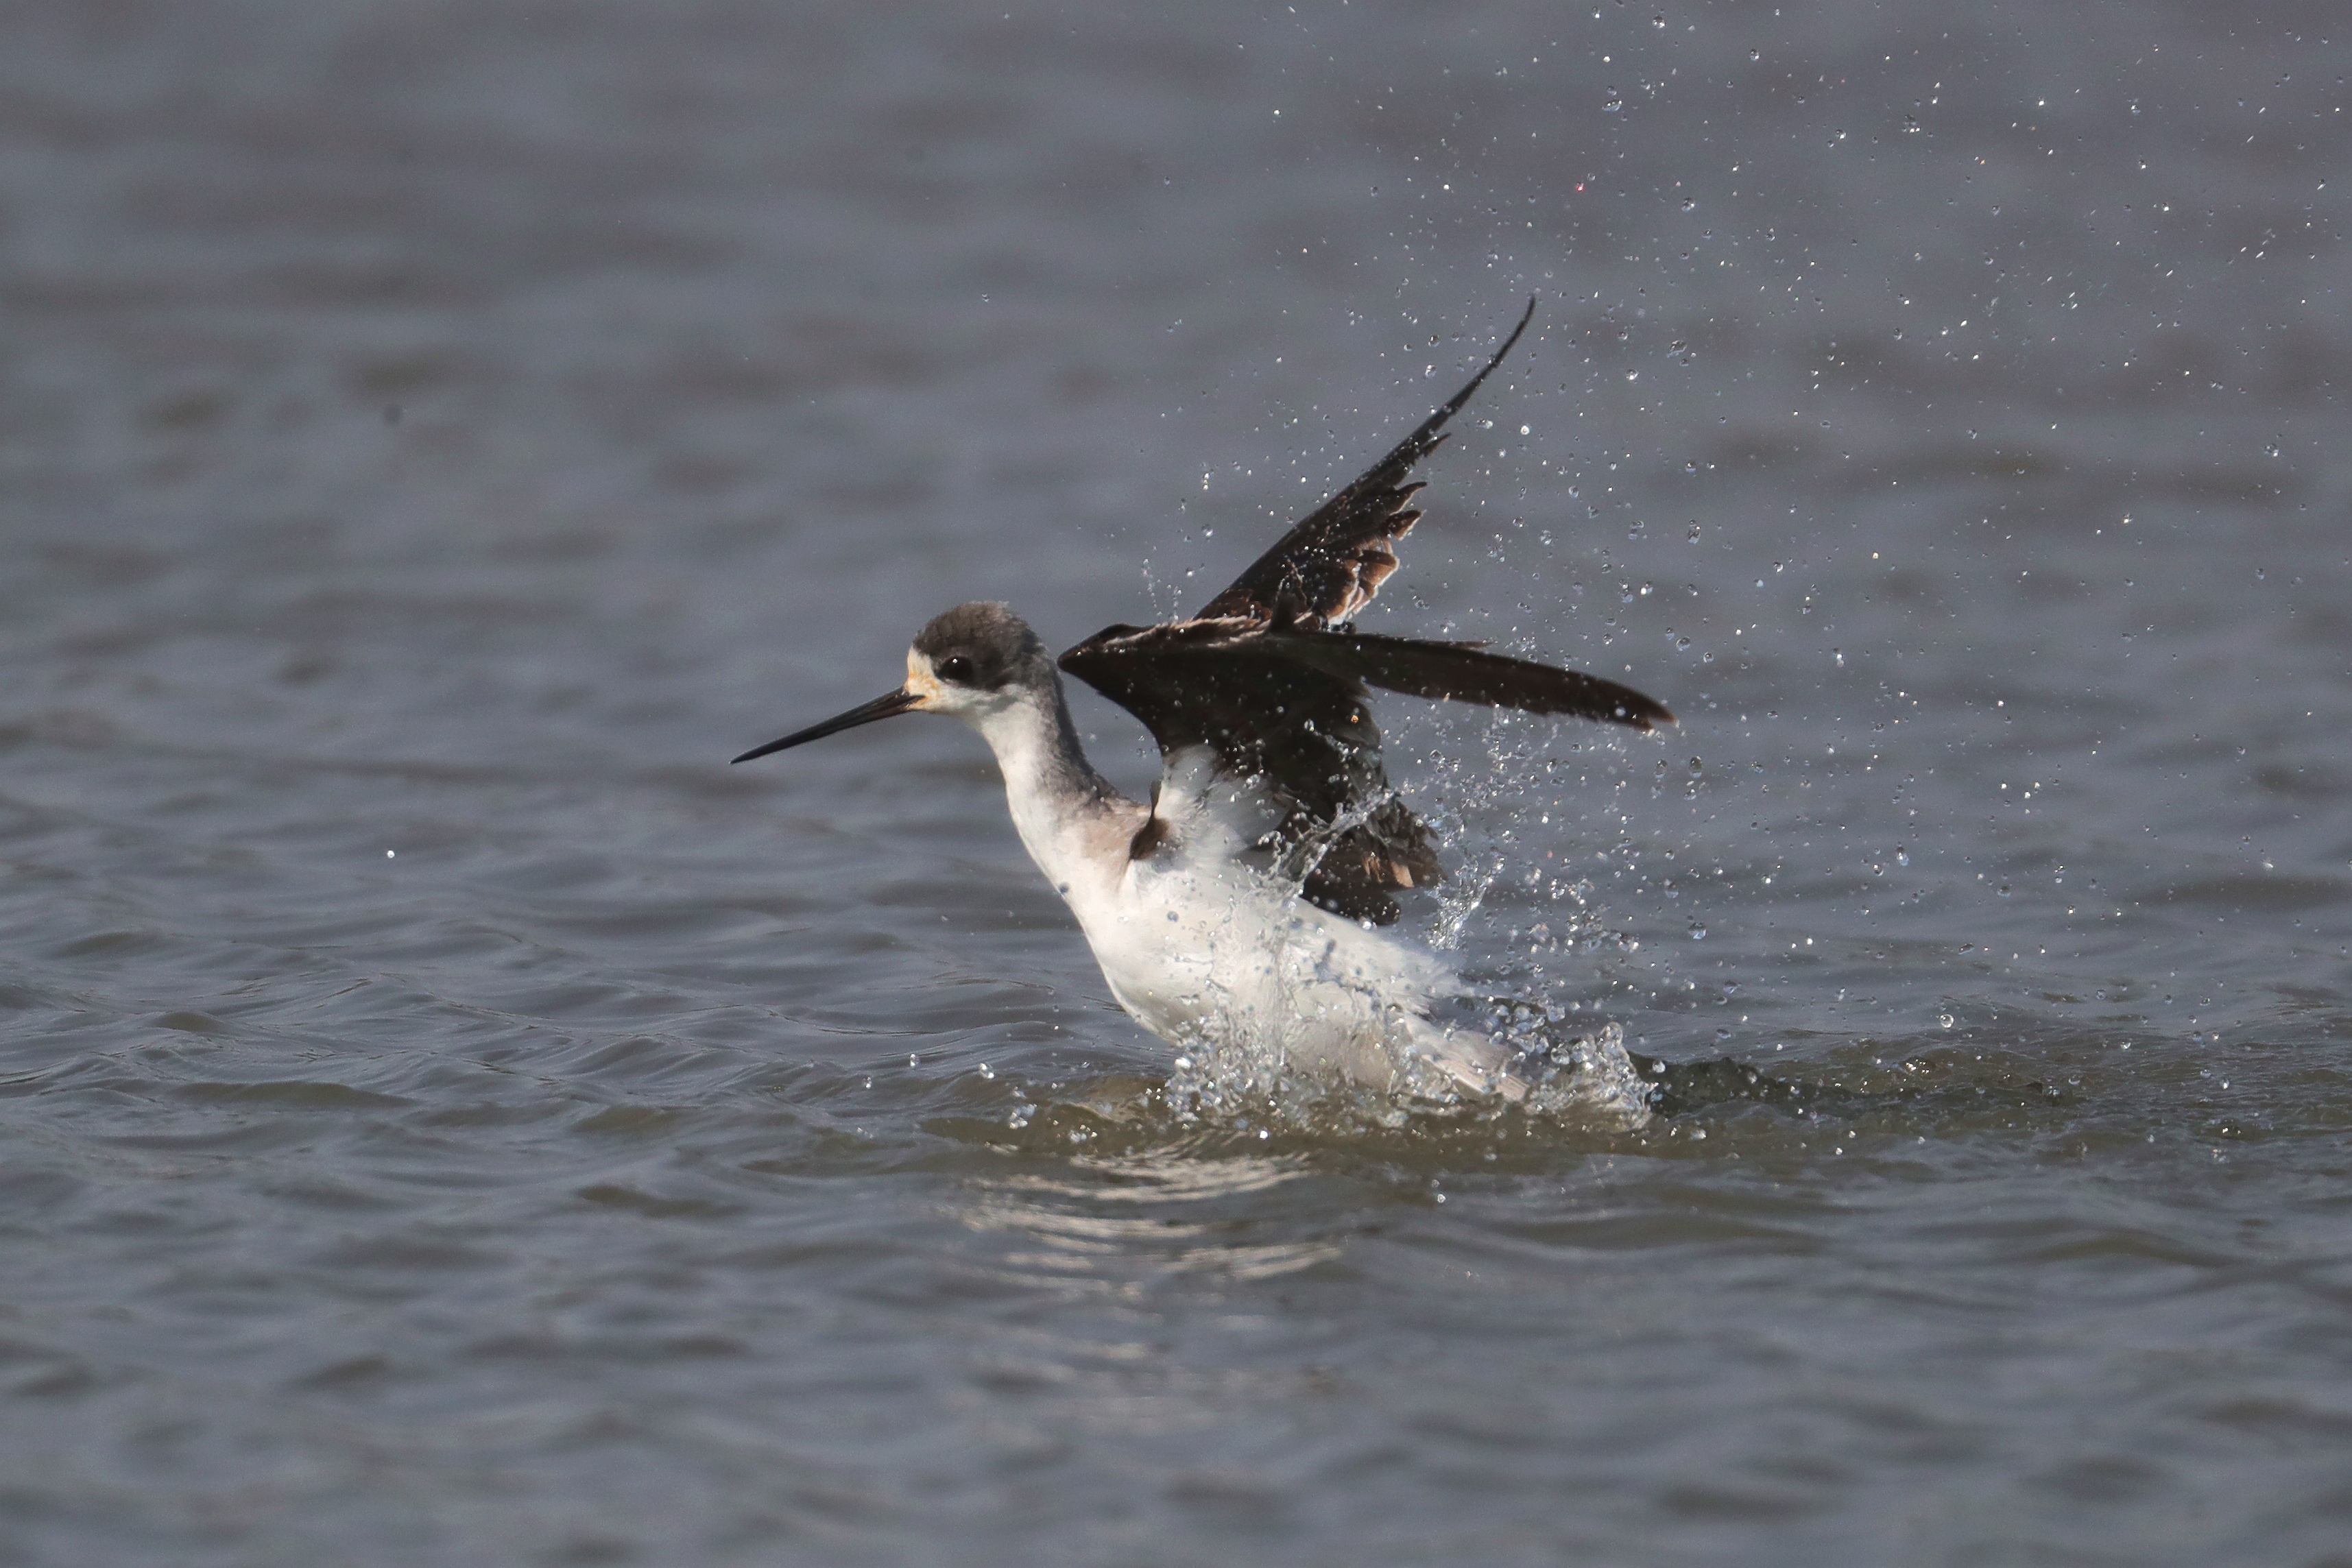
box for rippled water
[3,2,2348,1563]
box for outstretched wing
[1057,620,1672,924]
[1195,298,1536,630]
[1058,620,1437,924]
[1260,629,1674,732]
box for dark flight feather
[1059,301,1671,924]
[1260,629,1674,732]
[1195,297,1536,630]
[1058,620,1433,922]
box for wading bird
[735,302,1670,1100]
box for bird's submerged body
[736,303,1671,1108]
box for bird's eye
[939,655,975,684]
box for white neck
[967,682,1134,896]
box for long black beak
[731,687,924,763]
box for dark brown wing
[1057,620,1673,924]
[1262,629,1675,732]
[1195,298,1537,629]
[1059,620,1438,924]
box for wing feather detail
[1057,619,1673,923]
[1055,300,1670,925]
[1195,298,1535,629]
[1059,621,1432,924]
[1261,629,1675,732]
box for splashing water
[1136,706,1663,1136]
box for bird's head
[732,601,1052,762]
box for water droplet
[1681,197,1696,213]
[1997,884,2012,897]
[1939,1013,1955,1029]
[2265,439,2282,458]
[1687,523,1702,542]
[1896,847,1910,867]
[1688,924,1707,941]
[1748,47,1761,61]
[1603,91,1624,112]
[1833,648,1845,666]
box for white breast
[974,707,1525,1100]
[1051,749,1522,1098]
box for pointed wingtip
[1426,298,1538,429]
[1624,699,1676,733]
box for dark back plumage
[1059,302,1672,924]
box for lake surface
[2,2,2347,1563]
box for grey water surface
[3,2,2349,1564]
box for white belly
[1060,847,1522,1098]
[977,707,1642,1117]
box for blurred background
[1,3,2346,1565]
